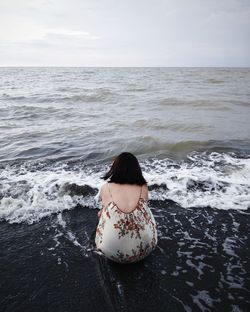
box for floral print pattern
[110,241,152,263]
[95,198,158,264]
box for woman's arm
[97,184,104,218]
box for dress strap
[138,185,143,200]
[106,182,113,200]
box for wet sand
[1,200,249,312]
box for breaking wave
[0,152,249,224]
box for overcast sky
[0,0,249,67]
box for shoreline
[1,201,249,311]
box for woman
[95,152,158,264]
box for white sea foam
[144,152,250,210]
[0,152,249,224]
[191,290,221,311]
[0,163,103,224]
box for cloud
[44,28,100,40]
[0,0,249,66]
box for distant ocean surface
[0,67,250,312]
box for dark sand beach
[1,199,249,311]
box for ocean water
[0,67,250,311]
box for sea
[0,67,250,312]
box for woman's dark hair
[102,152,147,185]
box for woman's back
[100,182,148,213]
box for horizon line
[0,65,249,68]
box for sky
[0,0,249,67]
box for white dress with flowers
[95,183,158,263]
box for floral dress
[95,183,158,263]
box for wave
[0,152,249,224]
[158,98,244,110]
[206,78,224,84]
[143,152,250,210]
[0,88,121,104]
[0,136,249,165]
[115,138,250,159]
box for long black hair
[102,152,147,185]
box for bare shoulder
[100,182,107,194]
